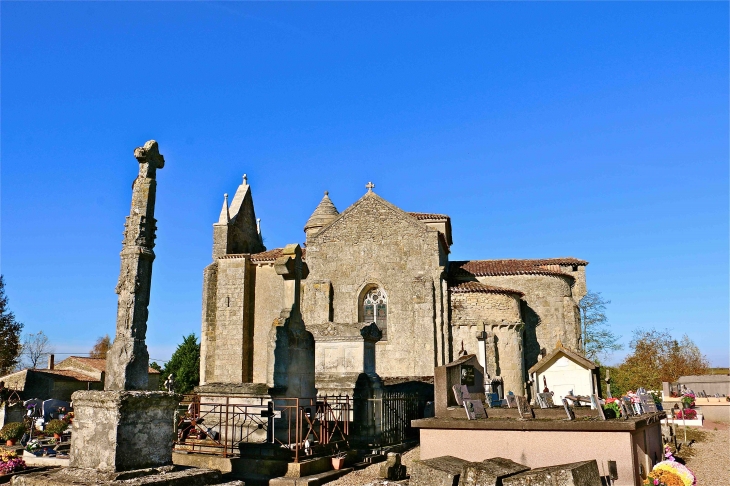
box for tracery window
[362,287,388,340]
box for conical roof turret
[304,191,339,238]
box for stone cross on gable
[366,181,375,192]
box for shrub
[44,419,68,435]
[0,422,25,441]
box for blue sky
[2,2,728,367]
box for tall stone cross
[105,140,165,391]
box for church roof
[249,247,307,263]
[304,192,339,232]
[57,356,160,374]
[408,212,449,221]
[449,258,586,279]
[448,281,524,297]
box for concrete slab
[502,461,601,486]
[410,456,473,486]
[269,467,352,486]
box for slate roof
[450,258,586,279]
[448,281,524,297]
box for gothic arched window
[362,287,388,339]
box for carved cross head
[134,140,165,178]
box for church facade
[199,176,587,397]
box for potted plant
[603,398,621,419]
[45,419,68,439]
[0,450,26,475]
[331,449,346,470]
[0,422,26,446]
[680,393,695,409]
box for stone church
[199,176,587,398]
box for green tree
[160,334,200,394]
[0,276,24,374]
[611,328,709,396]
[578,291,622,362]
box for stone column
[68,141,180,475]
[105,140,164,391]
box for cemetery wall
[305,193,442,377]
[476,274,580,369]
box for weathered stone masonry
[199,178,588,399]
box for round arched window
[362,287,388,339]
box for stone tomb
[459,458,530,486]
[502,461,601,486]
[435,355,486,419]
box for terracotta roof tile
[448,281,524,297]
[449,259,586,279]
[60,356,160,374]
[34,369,101,382]
[249,248,307,263]
[408,212,449,221]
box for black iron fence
[173,394,351,462]
[367,391,425,446]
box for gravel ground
[327,447,420,486]
[684,422,730,486]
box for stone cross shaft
[105,140,165,391]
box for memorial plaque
[640,393,657,413]
[505,394,517,408]
[593,394,606,420]
[562,398,575,420]
[619,399,630,419]
[461,365,475,386]
[452,384,466,406]
[516,395,534,419]
[538,393,554,408]
[463,399,487,420]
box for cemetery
[0,140,717,486]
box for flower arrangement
[674,409,697,420]
[0,422,26,441]
[0,450,26,475]
[45,419,69,436]
[680,393,695,408]
[644,460,696,486]
[603,398,621,418]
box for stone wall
[304,193,442,377]
[210,256,255,383]
[252,264,285,384]
[476,274,579,373]
[450,292,525,394]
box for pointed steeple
[304,191,339,239]
[217,193,230,224]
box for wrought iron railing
[367,391,424,446]
[173,394,351,462]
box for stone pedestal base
[69,390,180,472]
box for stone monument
[12,142,232,485]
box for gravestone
[505,394,517,409]
[458,458,530,486]
[516,395,534,419]
[592,395,605,420]
[562,398,575,421]
[502,460,602,486]
[640,393,657,413]
[454,384,470,406]
[435,355,485,417]
[380,452,407,480]
[463,399,487,420]
[537,393,554,409]
[411,456,473,486]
